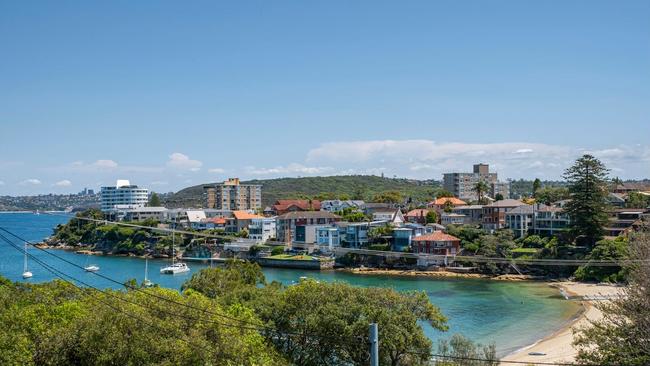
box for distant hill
[164,175,441,208]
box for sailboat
[22,242,33,279]
[143,257,154,287]
[83,255,99,272]
[160,227,190,274]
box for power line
[42,212,645,267]
[404,349,606,366]
[0,226,367,347]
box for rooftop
[429,197,467,206]
[277,211,340,220]
[485,199,525,208]
[412,231,460,242]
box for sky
[1,0,649,195]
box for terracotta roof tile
[412,231,460,242]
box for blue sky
[1,0,649,195]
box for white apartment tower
[100,180,149,212]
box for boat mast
[23,242,28,273]
[171,219,175,265]
[144,257,149,281]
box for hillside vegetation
[164,175,441,208]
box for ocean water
[0,212,580,355]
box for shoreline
[342,267,548,281]
[502,281,624,365]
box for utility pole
[369,323,379,366]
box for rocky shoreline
[342,267,548,281]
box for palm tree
[473,180,490,204]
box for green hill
[164,175,441,208]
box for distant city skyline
[1,1,649,195]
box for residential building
[392,228,413,252]
[405,209,431,224]
[427,197,467,211]
[443,164,509,201]
[412,231,461,256]
[187,210,207,230]
[451,205,484,224]
[226,210,265,234]
[321,200,365,213]
[363,203,396,216]
[100,180,149,212]
[249,217,277,242]
[604,209,648,237]
[276,211,340,244]
[316,226,341,250]
[482,199,526,231]
[533,205,570,237]
[441,213,467,226]
[372,209,404,224]
[203,178,262,211]
[272,199,321,215]
[607,193,627,208]
[505,205,534,238]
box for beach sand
[502,281,624,365]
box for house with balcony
[372,209,404,224]
[321,200,365,213]
[412,231,461,267]
[505,205,534,238]
[441,213,467,226]
[533,205,570,237]
[604,209,648,237]
[276,211,340,244]
[482,199,526,231]
[451,205,484,225]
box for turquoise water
[0,213,579,355]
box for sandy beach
[502,281,624,365]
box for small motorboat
[84,265,100,272]
[160,262,190,275]
[22,271,33,279]
[528,352,547,356]
[22,242,33,279]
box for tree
[574,231,650,365]
[437,334,498,366]
[532,178,542,197]
[573,237,628,282]
[473,181,490,204]
[494,193,504,201]
[435,189,455,198]
[148,192,161,207]
[626,192,650,209]
[563,154,610,247]
[535,186,570,206]
[372,190,403,204]
[426,210,438,224]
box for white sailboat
[160,227,190,274]
[22,242,33,279]
[143,257,154,287]
[83,255,99,272]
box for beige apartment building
[203,178,262,210]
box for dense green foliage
[563,154,610,247]
[625,192,650,209]
[573,237,628,282]
[181,261,450,366]
[0,277,284,365]
[437,334,497,366]
[148,192,161,206]
[165,175,441,207]
[534,186,570,205]
[574,231,650,365]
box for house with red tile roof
[272,199,321,215]
[405,209,431,225]
[412,231,461,256]
[427,197,467,209]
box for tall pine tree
[563,154,610,247]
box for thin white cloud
[208,168,225,174]
[54,179,72,187]
[93,159,118,169]
[20,178,42,185]
[304,140,650,179]
[245,163,333,176]
[167,153,202,172]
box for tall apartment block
[203,178,262,210]
[100,180,149,212]
[443,164,510,202]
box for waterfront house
[412,231,461,256]
[404,209,431,224]
[533,205,570,237]
[482,199,526,231]
[106,205,167,222]
[604,209,648,237]
[272,199,321,215]
[226,210,266,234]
[505,205,534,238]
[249,216,277,242]
[276,211,340,244]
[187,210,207,230]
